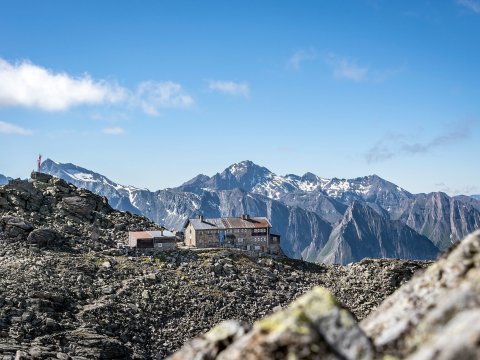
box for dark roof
[129,230,175,239]
[186,216,271,230]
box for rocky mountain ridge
[0,173,429,359]
[39,159,480,264]
[314,201,439,264]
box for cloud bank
[0,59,125,111]
[0,58,193,116]
[208,80,249,97]
[0,121,32,135]
[365,122,476,163]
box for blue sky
[0,0,479,195]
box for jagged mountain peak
[201,160,274,193]
[301,172,320,181]
[223,160,272,178]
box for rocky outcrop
[0,172,158,252]
[360,229,480,359]
[0,217,34,241]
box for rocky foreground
[170,230,480,360]
[0,174,430,359]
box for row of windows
[197,228,267,235]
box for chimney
[242,214,250,220]
[199,215,204,222]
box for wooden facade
[128,230,176,251]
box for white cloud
[102,127,125,135]
[458,0,480,13]
[135,81,194,116]
[287,49,317,70]
[0,58,194,116]
[208,80,249,97]
[327,54,369,82]
[0,121,32,135]
[0,58,126,111]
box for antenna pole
[37,154,42,172]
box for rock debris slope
[0,173,427,359]
[169,230,480,360]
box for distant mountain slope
[472,194,480,201]
[0,174,11,185]
[41,159,479,263]
[41,159,142,214]
[278,191,347,224]
[317,202,440,265]
[399,192,480,250]
[321,175,413,211]
[454,195,480,212]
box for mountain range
[37,159,480,264]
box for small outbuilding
[128,230,176,251]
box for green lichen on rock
[205,320,247,343]
[257,287,337,336]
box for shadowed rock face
[315,202,439,265]
[168,230,480,360]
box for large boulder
[0,216,34,241]
[167,287,374,360]
[31,171,53,183]
[27,228,64,248]
[360,230,480,359]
